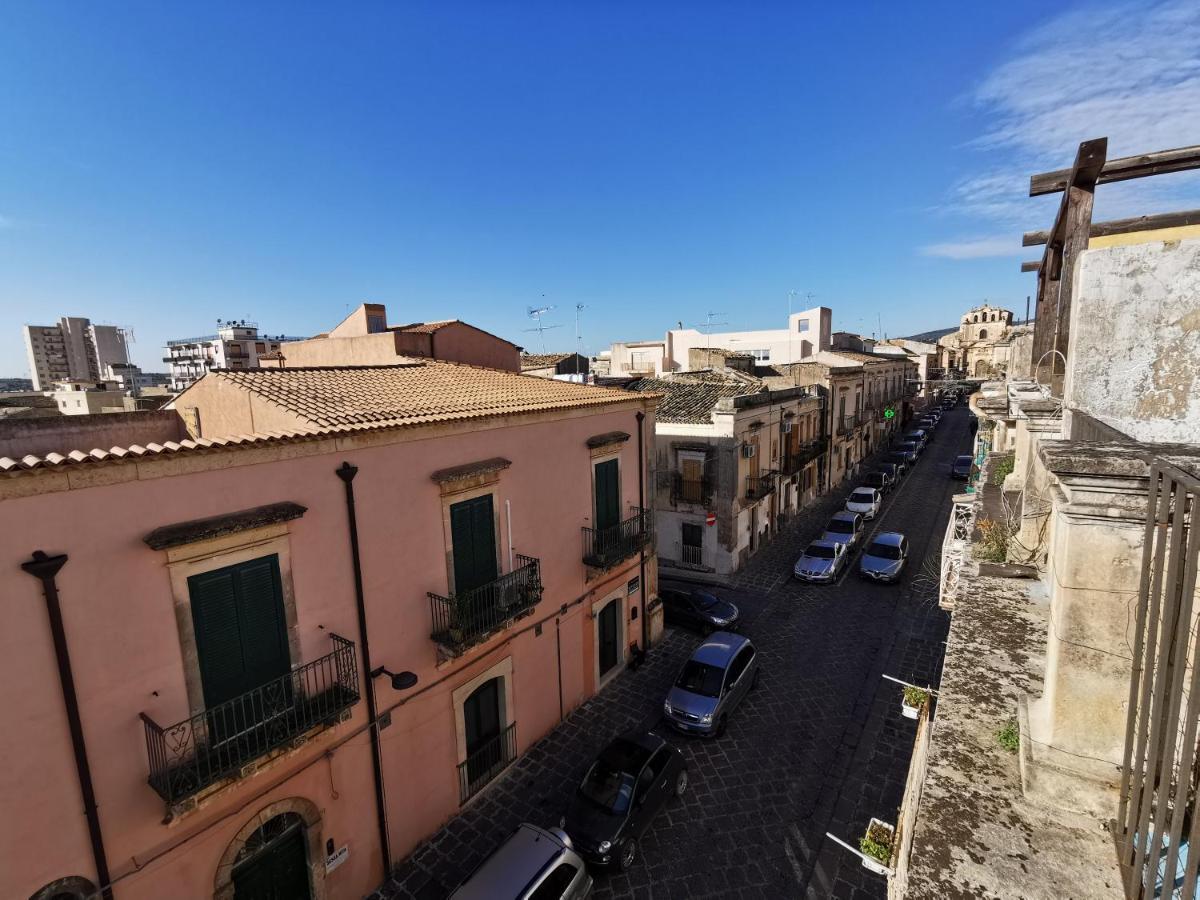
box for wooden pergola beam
[1023,209,1200,246]
[1030,145,1200,196]
[1021,260,1041,273]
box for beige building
[23,317,129,391]
[936,304,1015,379]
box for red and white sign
[706,511,717,526]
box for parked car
[793,539,849,583]
[893,442,919,464]
[450,823,593,900]
[562,731,687,871]
[663,632,760,738]
[905,429,928,449]
[859,532,909,583]
[821,510,864,549]
[950,454,974,479]
[660,587,740,634]
[919,416,938,432]
[845,486,882,520]
[862,470,893,494]
[878,460,905,482]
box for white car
[845,487,882,520]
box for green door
[594,459,620,532]
[232,816,312,900]
[188,556,291,722]
[450,495,498,594]
[598,599,620,676]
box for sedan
[950,454,974,479]
[660,587,740,634]
[663,632,759,738]
[862,470,893,494]
[821,510,864,549]
[793,539,848,583]
[878,460,905,482]
[562,731,687,871]
[893,442,919,464]
[846,487,882,520]
[860,532,909,583]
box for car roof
[599,734,658,772]
[830,510,860,523]
[869,531,905,547]
[955,454,973,462]
[692,631,751,666]
[805,539,840,553]
[451,824,568,899]
[850,486,877,495]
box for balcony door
[464,677,503,785]
[451,494,498,594]
[188,556,291,732]
[594,458,620,532]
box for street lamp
[371,666,418,691]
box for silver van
[450,824,593,900]
[663,632,760,738]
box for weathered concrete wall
[1066,238,1200,443]
[0,410,185,458]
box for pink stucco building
[0,359,658,900]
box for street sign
[706,511,716,526]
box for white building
[22,317,129,390]
[163,320,304,391]
[662,307,832,372]
[50,379,127,415]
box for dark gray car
[859,532,908,583]
[663,632,760,737]
[450,824,593,900]
[951,454,974,479]
[659,587,739,634]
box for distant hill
[902,326,958,343]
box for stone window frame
[589,447,627,528]
[214,797,325,900]
[164,523,302,719]
[591,587,627,692]
[438,481,505,597]
[450,656,515,777]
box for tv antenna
[693,311,727,352]
[574,303,586,371]
[524,304,562,353]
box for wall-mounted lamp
[371,666,419,691]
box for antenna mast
[523,304,562,354]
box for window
[725,646,753,686]
[647,746,671,780]
[749,348,770,361]
[450,495,498,593]
[594,458,620,531]
[979,328,988,339]
[530,862,579,900]
[797,319,810,332]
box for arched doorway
[216,799,324,900]
[29,876,97,900]
[979,328,988,340]
[975,359,987,377]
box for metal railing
[1115,459,1200,898]
[939,499,976,610]
[745,471,776,500]
[429,555,542,653]
[837,412,864,436]
[671,472,712,505]
[458,722,517,804]
[141,634,359,808]
[681,543,704,567]
[782,438,828,474]
[582,509,650,568]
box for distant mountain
[902,326,958,343]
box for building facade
[936,304,1015,379]
[0,362,658,900]
[163,321,306,391]
[23,317,129,391]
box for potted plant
[901,686,929,720]
[859,818,894,875]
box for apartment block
[22,317,129,391]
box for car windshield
[827,519,854,534]
[578,760,636,814]
[805,544,836,559]
[676,660,725,698]
[955,456,972,465]
[867,542,903,560]
[850,491,875,504]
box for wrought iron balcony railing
[458,721,517,804]
[782,438,828,474]
[836,412,865,435]
[429,555,542,654]
[671,472,713,505]
[141,634,359,809]
[582,509,650,568]
[745,471,777,500]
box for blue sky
[2,1,1198,373]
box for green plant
[903,686,930,708]
[991,456,1015,485]
[860,821,893,864]
[975,517,1010,563]
[997,719,1020,753]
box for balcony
[582,509,650,569]
[141,634,359,810]
[429,555,542,654]
[745,471,776,500]
[457,722,517,804]
[781,438,828,474]
[671,472,713,506]
[836,412,865,436]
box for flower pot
[860,817,894,875]
[901,698,921,719]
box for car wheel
[675,768,689,797]
[716,714,728,738]
[618,838,638,871]
[751,668,761,690]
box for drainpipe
[21,551,114,900]
[636,411,649,652]
[335,462,392,878]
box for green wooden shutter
[188,555,290,710]
[451,495,498,594]
[594,459,620,531]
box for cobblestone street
[379,408,969,900]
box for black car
[877,461,904,483]
[660,587,739,633]
[562,732,687,870]
[862,470,893,494]
[951,454,974,479]
[884,454,910,476]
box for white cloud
[920,237,1023,260]
[929,0,1200,242]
